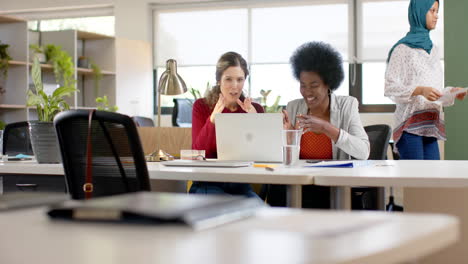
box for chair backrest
[54,110,151,200]
[131,116,155,127]
[172,98,193,127]
[3,121,34,156]
[364,124,392,160]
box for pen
[265,166,275,171]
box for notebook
[47,191,264,230]
[161,160,253,168]
[215,113,283,162]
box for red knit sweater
[191,98,264,158]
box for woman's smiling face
[299,71,330,111]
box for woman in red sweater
[190,52,264,197]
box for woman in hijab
[385,0,466,160]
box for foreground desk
[313,160,468,264]
[0,207,458,264]
[0,161,318,208]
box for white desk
[0,207,458,264]
[0,161,318,208]
[313,160,468,263]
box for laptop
[215,113,283,162]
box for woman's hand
[296,114,340,142]
[451,87,467,100]
[237,97,257,113]
[282,109,294,130]
[296,114,327,134]
[210,94,226,123]
[414,86,442,101]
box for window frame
[152,0,439,113]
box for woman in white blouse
[385,0,466,160]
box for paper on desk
[304,160,372,168]
[436,87,468,105]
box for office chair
[2,121,34,156]
[172,98,193,127]
[351,124,392,210]
[131,116,155,127]
[54,110,151,200]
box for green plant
[27,55,77,122]
[96,95,118,112]
[0,41,12,83]
[0,120,5,130]
[90,62,102,98]
[44,44,76,92]
[29,44,43,54]
[260,89,282,113]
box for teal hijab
[387,0,438,62]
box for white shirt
[384,44,452,143]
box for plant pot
[78,57,90,68]
[30,53,46,63]
[29,121,61,163]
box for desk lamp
[148,59,187,162]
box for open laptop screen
[215,113,283,162]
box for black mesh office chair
[172,98,193,127]
[131,116,155,127]
[351,124,392,210]
[3,121,34,156]
[54,110,151,200]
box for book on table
[47,191,264,230]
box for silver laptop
[215,113,283,162]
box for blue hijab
[387,0,438,62]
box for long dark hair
[205,51,249,107]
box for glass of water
[282,129,302,167]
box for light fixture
[157,59,187,127]
[147,59,187,162]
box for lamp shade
[158,59,187,95]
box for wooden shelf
[0,15,26,23]
[77,31,113,40]
[25,63,115,76]
[77,67,115,76]
[75,106,97,110]
[8,60,28,66]
[0,104,27,109]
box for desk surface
[0,207,458,264]
[5,160,468,188]
[313,160,468,187]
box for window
[28,16,115,36]
[359,0,444,107]
[153,0,444,111]
[154,1,348,107]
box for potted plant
[90,61,103,98]
[96,95,118,112]
[0,41,12,94]
[29,44,46,63]
[260,89,282,113]
[27,55,77,163]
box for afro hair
[290,41,344,91]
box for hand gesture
[237,97,257,113]
[421,86,442,101]
[451,87,467,100]
[296,114,328,134]
[282,109,293,129]
[210,94,226,123]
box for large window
[154,1,348,107]
[153,0,444,110]
[28,16,115,36]
[359,0,444,107]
